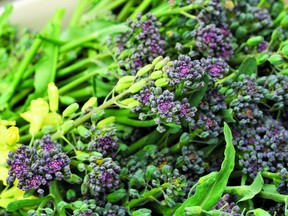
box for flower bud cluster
[133,86,197,132]
[195,89,227,138]
[213,194,241,215]
[233,118,288,178]
[192,23,233,60]
[7,135,71,191]
[88,127,119,158]
[198,0,228,27]
[116,13,166,74]
[83,158,121,197]
[166,54,205,87]
[201,57,229,80]
[176,145,205,178]
[227,75,264,126]
[229,2,272,41]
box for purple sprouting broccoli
[88,127,119,158]
[192,23,233,60]
[194,89,227,138]
[233,118,288,178]
[7,135,71,191]
[229,2,272,42]
[228,75,264,126]
[116,13,166,74]
[84,158,121,197]
[166,54,204,87]
[200,57,229,80]
[133,86,197,132]
[213,194,241,215]
[176,145,205,177]
[198,0,228,27]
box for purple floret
[85,158,121,197]
[7,135,71,191]
[192,23,233,60]
[88,128,119,158]
[117,13,166,74]
[201,57,229,79]
[167,54,204,86]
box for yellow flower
[20,98,62,136]
[5,126,19,146]
[0,179,37,209]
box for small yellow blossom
[0,179,37,209]
[5,126,19,146]
[20,98,62,136]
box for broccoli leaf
[175,122,235,215]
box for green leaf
[7,196,51,212]
[247,208,271,216]
[132,208,152,216]
[237,173,264,203]
[222,109,236,123]
[175,123,235,215]
[234,57,257,81]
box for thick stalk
[49,181,66,216]
[57,53,110,77]
[117,0,134,21]
[127,130,160,155]
[0,38,42,106]
[58,68,106,95]
[115,117,156,127]
[129,0,152,19]
[60,24,128,53]
[153,1,207,18]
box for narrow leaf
[175,123,235,215]
[237,173,264,203]
[7,196,51,212]
[247,208,271,216]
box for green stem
[117,0,135,21]
[0,38,42,106]
[69,0,90,27]
[10,88,32,107]
[51,90,129,140]
[49,181,66,216]
[126,182,170,209]
[65,86,92,99]
[127,130,160,155]
[58,68,107,95]
[36,195,53,215]
[60,24,128,53]
[115,117,156,127]
[257,191,288,203]
[57,54,110,77]
[129,0,152,19]
[262,171,281,180]
[153,1,206,18]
